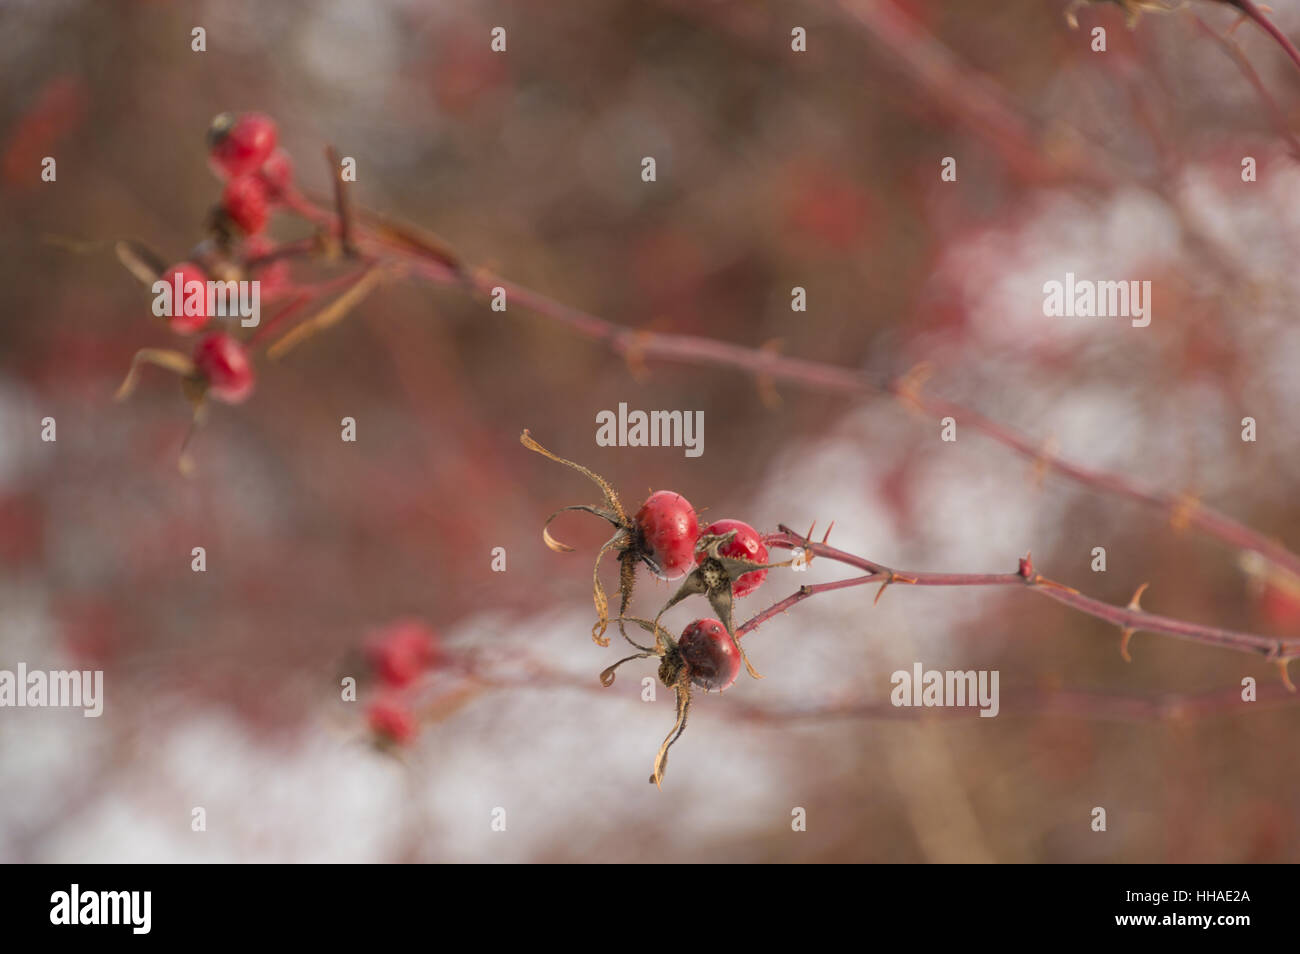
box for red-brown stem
[1228,0,1300,76]
[1194,12,1300,156]
[728,680,1299,723]
[830,0,1118,187]
[745,527,1299,667]
[446,648,1297,721]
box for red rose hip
[258,148,294,196]
[208,112,278,178]
[163,261,211,335]
[678,618,741,692]
[192,333,254,404]
[221,174,270,234]
[365,619,440,689]
[698,518,769,597]
[366,695,418,745]
[635,491,700,579]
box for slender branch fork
[732,526,1299,689]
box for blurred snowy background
[1,0,1298,861]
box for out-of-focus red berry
[192,333,254,404]
[208,112,278,179]
[221,175,270,234]
[258,148,293,196]
[367,695,418,745]
[365,619,441,688]
[1260,583,1300,634]
[162,262,210,335]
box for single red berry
[366,695,418,745]
[365,619,440,688]
[221,174,270,234]
[163,261,210,335]
[258,148,293,196]
[192,333,254,404]
[678,618,741,692]
[698,518,769,597]
[634,490,700,580]
[208,112,278,179]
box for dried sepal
[542,525,575,554]
[1064,0,1183,30]
[114,348,197,402]
[650,681,692,789]
[540,504,623,553]
[522,432,652,645]
[616,549,637,645]
[599,650,654,687]
[266,266,387,360]
[520,430,626,523]
[114,239,167,286]
[589,533,628,646]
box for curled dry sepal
[521,430,798,786]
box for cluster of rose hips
[521,430,793,786]
[360,619,443,748]
[115,112,298,455]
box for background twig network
[5,0,1300,862]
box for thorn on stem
[1279,658,1296,693]
[1031,438,1059,490]
[623,331,652,383]
[874,571,918,606]
[893,361,934,415]
[1170,492,1200,531]
[1119,582,1149,662]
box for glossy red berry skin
[699,518,769,597]
[164,262,210,335]
[221,175,270,234]
[634,491,699,580]
[258,148,294,196]
[192,333,254,404]
[365,620,440,689]
[366,695,418,745]
[678,618,741,692]
[208,112,278,179]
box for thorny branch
[733,525,1299,689]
